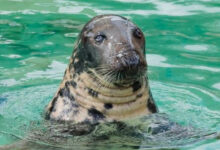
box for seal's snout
[116,51,139,68]
[115,50,146,77]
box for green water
[0,0,220,149]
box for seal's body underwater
[45,15,158,123]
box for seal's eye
[133,28,142,39]
[94,34,106,43]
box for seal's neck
[63,65,155,121]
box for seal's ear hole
[133,28,142,39]
[94,32,106,44]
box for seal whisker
[88,68,117,89]
[101,70,117,87]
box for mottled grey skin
[45,14,158,124]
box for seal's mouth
[92,68,146,89]
[111,68,146,85]
[93,58,146,86]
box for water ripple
[0,0,219,149]
[213,83,220,90]
[151,81,220,129]
[147,54,220,72]
[25,61,66,80]
[185,44,208,51]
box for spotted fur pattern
[45,15,158,124]
[45,65,158,123]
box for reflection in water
[147,54,220,72]
[0,113,218,150]
[25,61,66,80]
[184,44,208,51]
[213,83,220,90]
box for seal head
[74,15,147,85]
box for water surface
[0,0,220,149]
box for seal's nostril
[128,55,140,67]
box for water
[0,0,220,149]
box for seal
[45,14,158,123]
